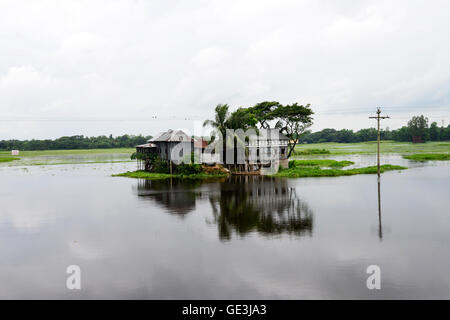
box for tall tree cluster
[203,101,314,158]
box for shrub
[151,157,170,173]
[174,163,202,175]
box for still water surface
[0,156,449,299]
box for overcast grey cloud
[1,0,450,139]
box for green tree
[440,124,450,141]
[248,101,281,129]
[273,103,314,157]
[227,107,258,130]
[408,115,429,141]
[336,129,354,143]
[429,122,440,141]
[203,104,231,163]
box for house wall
[152,136,289,167]
[154,141,193,163]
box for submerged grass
[274,164,407,178]
[294,141,450,155]
[0,156,20,163]
[113,170,228,180]
[0,148,134,166]
[402,153,450,161]
[23,160,133,166]
[292,148,330,155]
[289,159,354,168]
[15,148,135,157]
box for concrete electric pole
[369,107,390,177]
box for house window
[281,148,285,155]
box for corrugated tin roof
[149,129,192,142]
[148,128,288,143]
[136,143,157,148]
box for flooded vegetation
[273,159,406,178]
[0,150,449,298]
[0,148,134,166]
[294,141,450,155]
[403,153,450,161]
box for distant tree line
[300,115,450,143]
[0,134,152,151]
[1,114,448,151]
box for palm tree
[203,104,230,164]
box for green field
[10,148,135,157]
[295,141,450,155]
[402,153,450,161]
[0,151,20,163]
[0,148,134,166]
[0,157,20,163]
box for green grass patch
[14,148,134,157]
[26,160,133,166]
[289,159,354,168]
[294,141,450,155]
[274,164,407,178]
[402,153,450,161]
[293,148,330,155]
[113,170,228,180]
[0,157,20,163]
[0,154,20,163]
[0,148,134,166]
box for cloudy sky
[1,0,450,139]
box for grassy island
[113,170,228,180]
[288,159,354,168]
[273,160,406,178]
[114,159,406,180]
[402,153,450,161]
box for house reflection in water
[135,179,205,215]
[208,176,313,240]
[134,176,313,240]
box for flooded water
[0,156,449,299]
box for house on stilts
[135,128,289,174]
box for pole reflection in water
[134,176,314,241]
[378,176,383,240]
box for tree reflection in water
[208,176,313,240]
[134,176,314,240]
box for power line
[0,106,449,121]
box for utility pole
[369,107,390,177]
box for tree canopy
[0,134,151,151]
[272,103,314,157]
[408,115,429,141]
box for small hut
[135,143,157,171]
[135,129,207,171]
